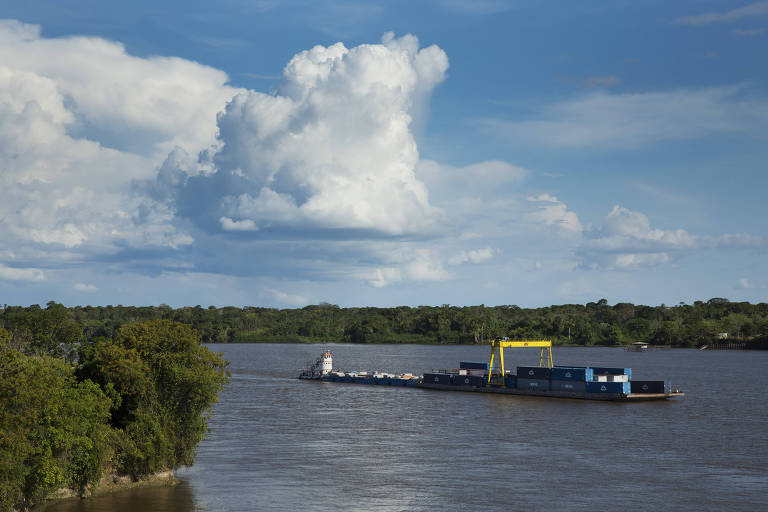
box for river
[44,344,768,511]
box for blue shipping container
[454,375,485,387]
[630,380,666,394]
[517,366,552,379]
[423,373,452,385]
[516,378,550,391]
[586,381,630,394]
[592,367,632,379]
[504,375,517,388]
[551,367,594,381]
[550,380,586,392]
[460,361,489,370]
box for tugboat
[298,348,333,380]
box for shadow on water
[37,481,199,512]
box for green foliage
[2,302,82,360]
[6,299,768,349]
[1,316,230,510]
[78,320,230,476]
[0,347,112,511]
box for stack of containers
[586,367,631,394]
[459,361,488,377]
[458,362,489,387]
[516,366,551,391]
[550,366,593,393]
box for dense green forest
[3,298,767,349]
[0,317,229,511]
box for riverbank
[33,471,178,511]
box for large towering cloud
[160,32,449,235]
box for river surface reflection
[42,344,768,511]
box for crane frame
[487,338,554,387]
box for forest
[0,315,229,511]
[3,298,767,349]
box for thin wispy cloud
[731,28,765,36]
[584,75,621,87]
[241,72,281,80]
[674,1,768,26]
[438,0,511,14]
[482,84,768,149]
[74,283,99,292]
[198,36,249,48]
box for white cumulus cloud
[159,33,450,236]
[526,194,583,233]
[0,263,44,282]
[366,248,450,287]
[0,19,237,274]
[579,205,767,270]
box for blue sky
[0,0,766,307]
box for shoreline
[32,471,178,511]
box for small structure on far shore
[626,342,649,352]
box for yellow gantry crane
[487,338,554,387]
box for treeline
[3,298,768,349]
[0,316,229,511]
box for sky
[0,0,766,308]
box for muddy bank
[32,471,178,511]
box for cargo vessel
[298,339,684,401]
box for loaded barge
[298,339,684,401]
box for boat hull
[417,382,683,401]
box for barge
[299,339,684,401]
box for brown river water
[43,344,768,511]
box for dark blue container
[516,378,550,391]
[454,375,484,386]
[551,380,586,392]
[424,373,452,385]
[517,366,552,379]
[630,380,666,394]
[551,367,593,381]
[504,375,517,388]
[592,367,632,379]
[586,381,630,394]
[453,375,471,386]
[460,361,489,370]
